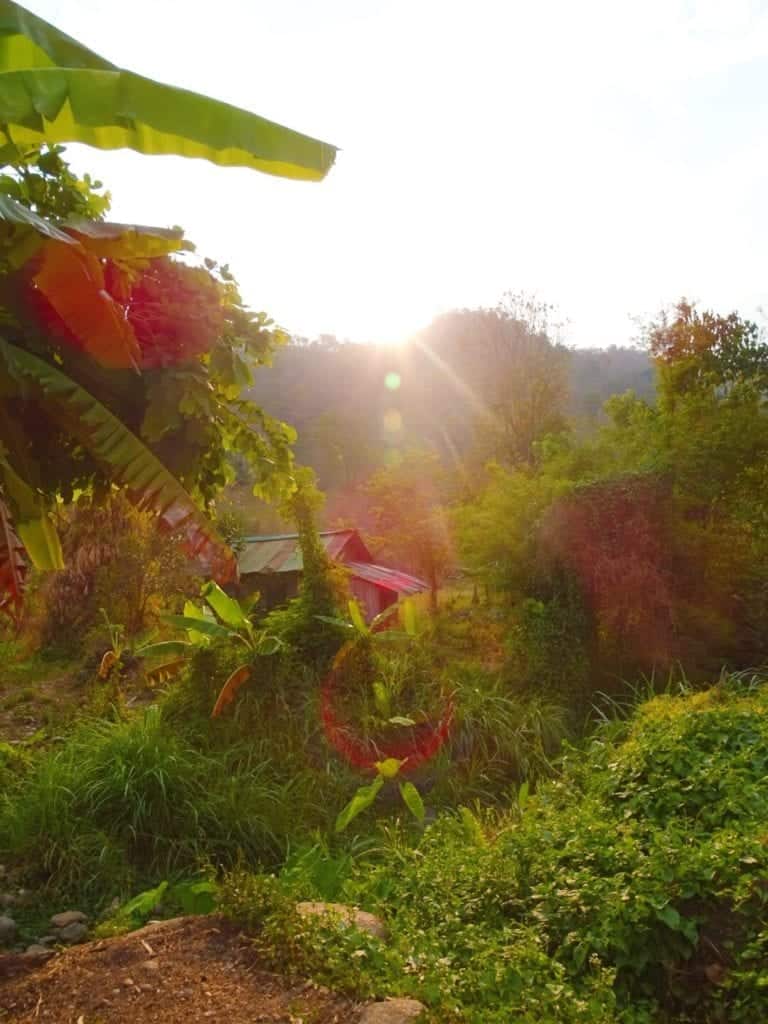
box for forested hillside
[246,324,653,496]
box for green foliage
[0,705,312,893]
[34,492,196,651]
[222,676,768,1023]
[0,3,336,181]
[265,469,344,666]
[0,143,109,223]
[505,576,592,703]
[364,449,453,608]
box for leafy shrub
[29,493,196,652]
[221,675,768,1023]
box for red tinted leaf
[211,665,251,718]
[31,239,140,369]
[0,497,26,629]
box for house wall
[240,571,300,609]
[349,578,397,621]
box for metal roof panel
[346,561,428,595]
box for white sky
[24,0,768,347]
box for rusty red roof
[345,561,427,595]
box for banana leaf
[0,338,236,582]
[0,453,63,568]
[31,238,140,369]
[0,1,337,181]
[211,664,251,718]
[0,494,24,625]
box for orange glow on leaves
[32,240,140,369]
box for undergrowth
[219,673,768,1023]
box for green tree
[365,449,452,611]
[418,298,571,467]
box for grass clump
[0,704,330,897]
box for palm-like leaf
[0,338,236,581]
[0,1,337,181]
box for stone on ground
[58,921,88,944]
[358,998,426,1023]
[296,901,388,940]
[50,910,87,929]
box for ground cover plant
[218,673,768,1023]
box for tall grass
[0,705,341,897]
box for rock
[141,959,160,972]
[58,921,88,944]
[0,914,17,946]
[0,892,16,909]
[50,910,88,929]
[24,944,52,956]
[358,999,426,1024]
[296,901,388,941]
[38,935,58,946]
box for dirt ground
[0,916,364,1024]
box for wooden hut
[237,529,426,620]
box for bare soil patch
[0,915,363,1023]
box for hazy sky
[24,0,768,347]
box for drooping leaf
[31,238,140,369]
[201,580,248,629]
[0,1,337,181]
[135,640,195,660]
[162,614,229,639]
[256,634,283,656]
[64,217,192,259]
[0,495,25,626]
[368,602,401,633]
[334,774,384,833]
[211,663,251,718]
[348,598,368,636]
[0,339,236,582]
[182,600,215,646]
[98,649,118,679]
[399,781,426,823]
[402,597,417,637]
[0,453,63,569]
[115,881,169,922]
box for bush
[220,675,768,1023]
[29,492,197,653]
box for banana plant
[319,596,417,648]
[319,596,418,726]
[138,582,282,717]
[0,1,337,182]
[335,756,426,833]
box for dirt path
[0,916,363,1023]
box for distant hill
[245,337,654,492]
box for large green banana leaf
[0,1,337,181]
[0,338,236,581]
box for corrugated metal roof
[239,530,355,575]
[346,561,428,595]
